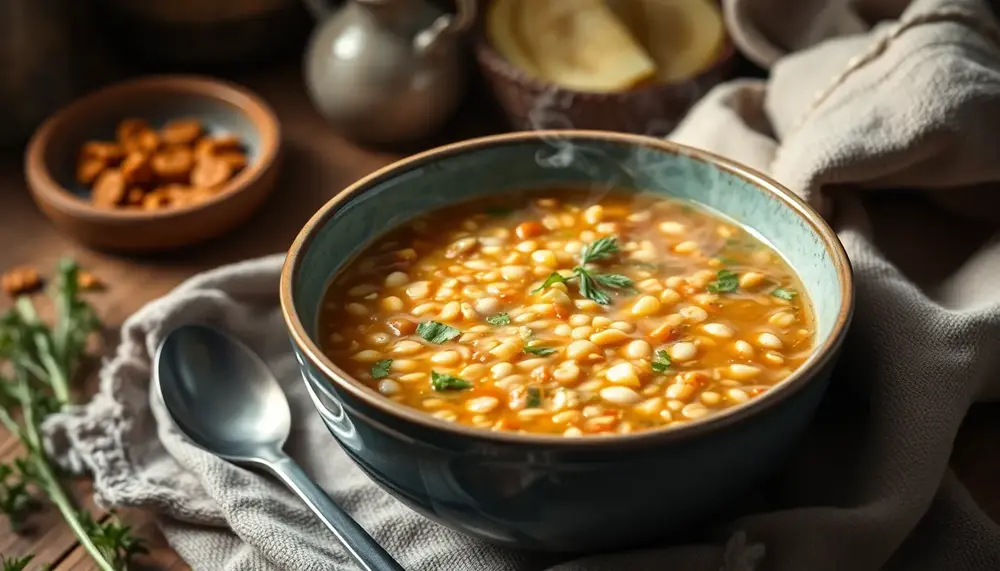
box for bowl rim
[280,130,854,449]
[472,0,736,99]
[24,74,281,222]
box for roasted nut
[210,134,243,152]
[190,156,233,188]
[151,147,194,181]
[159,118,202,146]
[120,152,154,185]
[78,118,246,212]
[80,141,125,164]
[76,157,107,185]
[216,151,247,172]
[122,130,160,155]
[77,270,102,290]
[142,191,171,210]
[116,118,150,143]
[91,169,127,207]
[126,187,146,204]
[1,266,42,296]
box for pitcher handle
[414,0,477,56]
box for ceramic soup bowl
[281,131,853,552]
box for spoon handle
[268,455,405,571]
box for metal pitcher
[303,0,475,145]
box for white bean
[600,386,642,405]
[702,323,735,338]
[385,272,409,288]
[757,332,784,349]
[669,342,698,362]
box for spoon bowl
[156,324,290,460]
[155,324,405,571]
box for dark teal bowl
[280,131,853,552]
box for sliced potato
[608,0,725,83]
[515,0,657,92]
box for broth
[319,190,814,436]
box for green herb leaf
[79,510,148,569]
[0,458,38,532]
[631,261,660,271]
[531,272,567,294]
[416,321,461,344]
[579,236,619,264]
[772,288,797,301]
[707,269,739,293]
[1,554,36,571]
[526,387,542,408]
[594,273,634,289]
[486,312,510,326]
[714,256,738,265]
[651,350,672,373]
[575,269,611,305]
[523,345,556,356]
[371,359,392,379]
[485,205,514,217]
[430,370,473,392]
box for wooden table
[1,69,998,570]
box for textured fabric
[43,0,1000,569]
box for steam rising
[524,78,710,203]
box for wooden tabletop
[1,68,998,570]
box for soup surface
[320,190,813,436]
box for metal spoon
[155,324,405,571]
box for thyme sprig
[0,260,146,571]
[534,236,634,305]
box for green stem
[32,456,115,571]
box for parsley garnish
[772,288,797,301]
[430,370,473,391]
[532,236,634,305]
[486,312,510,326]
[531,272,567,294]
[416,321,460,344]
[651,350,672,373]
[526,387,542,408]
[523,345,556,356]
[371,359,392,379]
[707,269,739,293]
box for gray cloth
[43,0,1000,569]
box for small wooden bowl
[25,75,281,253]
[473,0,735,136]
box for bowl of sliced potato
[24,75,281,253]
[475,0,734,135]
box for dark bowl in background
[281,131,854,552]
[472,0,735,136]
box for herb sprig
[430,371,472,392]
[533,236,634,305]
[1,555,37,571]
[0,260,146,571]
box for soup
[319,190,813,436]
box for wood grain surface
[0,68,997,571]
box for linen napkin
[44,0,1000,569]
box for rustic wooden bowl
[473,0,735,136]
[25,75,281,253]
